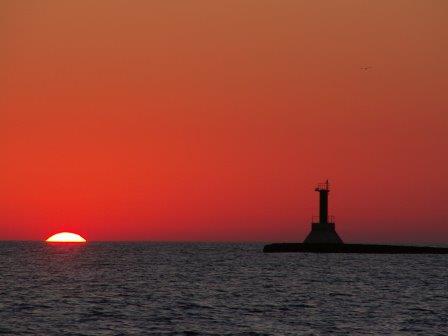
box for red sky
[1,1,447,242]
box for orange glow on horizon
[45,232,87,243]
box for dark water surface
[1,242,447,335]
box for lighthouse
[264,180,448,253]
[303,180,344,244]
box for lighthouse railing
[312,215,335,223]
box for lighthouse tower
[303,180,344,244]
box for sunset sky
[1,1,447,242]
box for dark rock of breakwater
[263,243,448,254]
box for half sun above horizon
[45,232,87,243]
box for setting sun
[45,232,86,243]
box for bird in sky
[361,66,373,71]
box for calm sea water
[1,242,448,335]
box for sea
[1,242,447,335]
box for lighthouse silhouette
[264,180,448,253]
[304,180,344,244]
